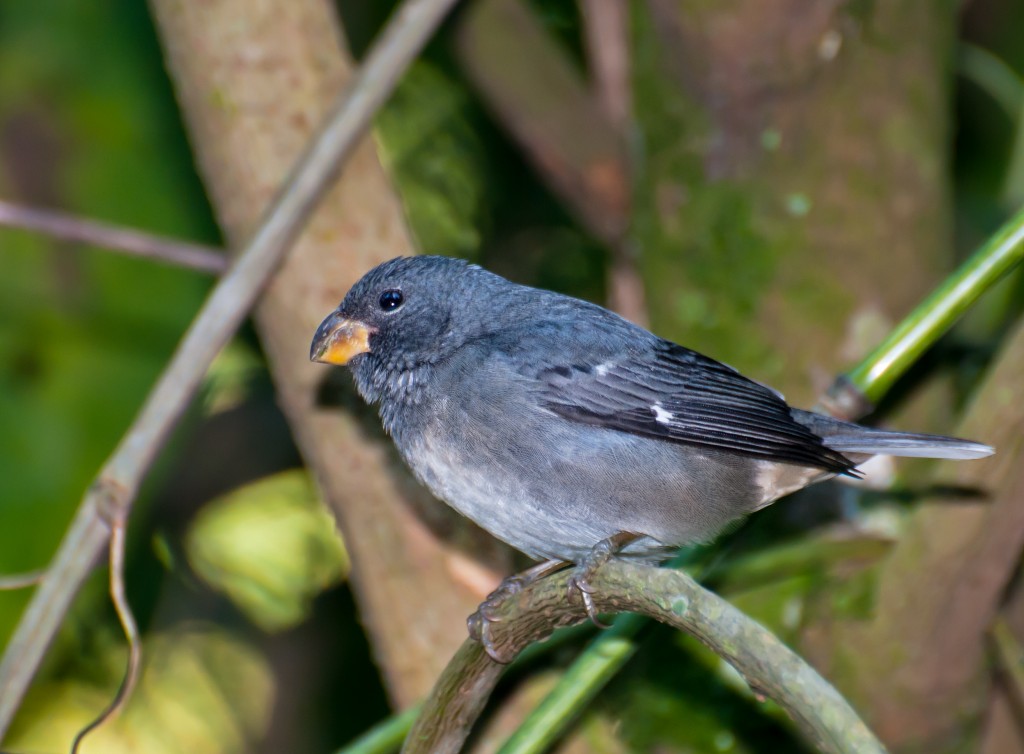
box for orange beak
[310,312,373,365]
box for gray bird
[310,256,992,630]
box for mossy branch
[403,560,887,754]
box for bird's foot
[468,558,569,663]
[567,532,642,627]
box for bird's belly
[396,409,762,563]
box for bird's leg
[468,558,570,663]
[568,531,642,628]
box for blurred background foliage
[0,0,1023,753]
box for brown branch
[460,0,647,328]
[405,560,887,754]
[580,0,648,328]
[457,0,629,246]
[0,199,226,274]
[981,566,1024,753]
[580,0,631,137]
[408,560,886,753]
[991,619,1024,718]
[0,0,460,735]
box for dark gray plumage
[311,255,993,564]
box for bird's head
[310,255,506,403]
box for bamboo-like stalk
[336,705,423,754]
[841,204,1024,405]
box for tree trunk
[634,0,953,408]
[149,0,508,707]
[629,2,1024,751]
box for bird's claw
[467,563,564,663]
[566,531,641,627]
[566,570,609,628]
[467,579,520,663]
[466,609,516,664]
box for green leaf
[186,470,348,632]
[7,626,273,754]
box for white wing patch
[652,403,673,424]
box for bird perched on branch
[310,255,993,646]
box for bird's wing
[534,341,855,474]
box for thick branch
[405,561,887,754]
[0,0,458,735]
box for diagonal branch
[0,199,226,274]
[404,560,887,754]
[458,0,629,246]
[836,203,1024,409]
[0,0,460,736]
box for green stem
[497,613,647,754]
[334,704,421,754]
[844,205,1024,403]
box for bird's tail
[791,409,994,461]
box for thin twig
[580,0,631,133]
[0,199,226,274]
[458,0,629,245]
[0,571,45,590]
[404,560,887,754]
[0,0,460,736]
[580,0,647,327]
[69,516,141,754]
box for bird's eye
[378,289,404,311]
